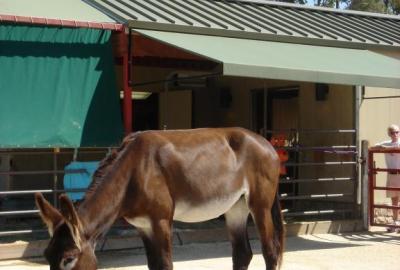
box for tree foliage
[273,0,400,14]
[346,0,400,14]
[347,0,387,12]
[273,0,308,5]
[314,0,346,8]
[384,0,400,14]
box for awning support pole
[119,28,132,135]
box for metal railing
[0,128,360,239]
[267,128,359,220]
[0,148,113,238]
[368,148,400,230]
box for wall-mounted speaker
[315,83,329,101]
[220,87,232,108]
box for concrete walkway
[0,231,399,270]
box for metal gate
[368,148,400,230]
[266,128,359,220]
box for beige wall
[360,87,400,146]
[354,47,400,203]
[297,84,354,199]
[359,49,400,203]
[217,76,263,129]
[360,87,400,203]
[216,76,301,129]
[159,90,192,129]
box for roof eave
[0,14,123,31]
[128,21,400,51]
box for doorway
[251,86,299,138]
[251,86,300,211]
[131,93,159,132]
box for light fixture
[120,91,152,100]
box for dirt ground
[0,231,399,270]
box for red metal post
[367,148,400,229]
[116,30,132,135]
[122,53,132,135]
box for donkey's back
[126,128,280,223]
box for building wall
[359,49,400,204]
[297,84,354,198]
[360,87,400,203]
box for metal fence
[368,148,400,230]
[0,148,113,239]
[266,128,359,220]
[0,129,361,240]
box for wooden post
[361,140,370,229]
[361,140,369,229]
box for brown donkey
[35,127,284,270]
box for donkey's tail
[271,192,285,268]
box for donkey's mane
[82,132,139,201]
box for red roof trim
[0,14,123,31]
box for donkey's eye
[60,256,78,270]
[64,257,74,265]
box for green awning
[0,0,116,23]
[0,24,123,148]
[135,29,400,89]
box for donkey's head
[35,193,97,270]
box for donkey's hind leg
[250,207,280,270]
[225,197,252,270]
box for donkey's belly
[173,189,246,222]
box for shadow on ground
[19,231,400,269]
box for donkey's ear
[35,193,63,236]
[59,194,83,249]
[59,194,80,228]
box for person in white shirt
[374,124,400,232]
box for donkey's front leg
[139,218,173,270]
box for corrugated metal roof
[86,0,400,49]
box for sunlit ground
[1,232,399,270]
